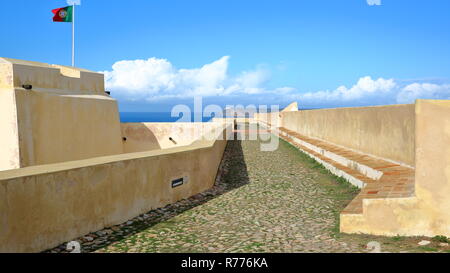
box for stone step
[265,126,415,216]
[276,128,376,188]
[279,129,384,181]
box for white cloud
[103,56,291,101]
[103,56,450,106]
[367,0,381,6]
[397,83,450,104]
[295,76,396,102]
[289,77,450,107]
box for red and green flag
[52,6,73,22]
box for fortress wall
[341,100,450,237]
[410,99,450,236]
[0,60,20,171]
[0,58,233,252]
[4,58,105,94]
[0,124,232,253]
[0,90,21,171]
[0,58,123,169]
[15,91,123,167]
[414,100,450,206]
[281,104,415,166]
[121,122,225,153]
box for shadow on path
[46,136,249,253]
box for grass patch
[278,137,360,238]
[391,235,405,242]
[432,235,450,243]
[418,246,438,252]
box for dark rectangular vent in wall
[171,177,184,188]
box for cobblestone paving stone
[48,131,450,253]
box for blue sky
[1,0,450,111]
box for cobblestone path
[96,135,365,253]
[50,133,447,253]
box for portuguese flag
[52,6,73,22]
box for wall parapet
[0,57,123,171]
[259,100,450,237]
[0,123,232,253]
[256,104,415,166]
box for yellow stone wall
[256,100,450,237]
[0,89,20,170]
[0,58,123,170]
[280,104,415,166]
[121,122,227,153]
[0,124,231,252]
[341,100,450,237]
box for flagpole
[72,4,75,67]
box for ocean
[119,112,214,123]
